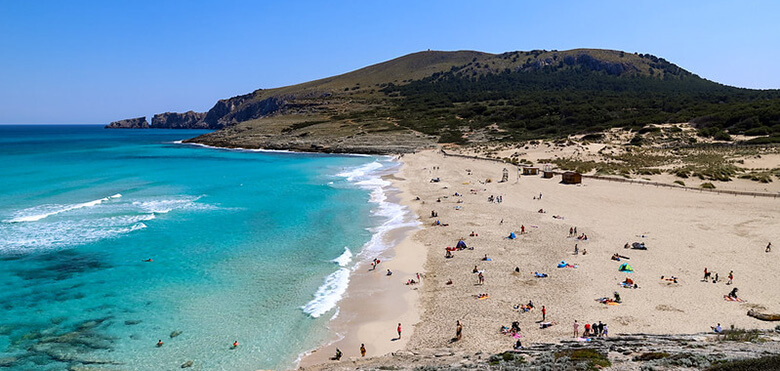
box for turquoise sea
[0,125,411,370]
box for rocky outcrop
[201,93,286,128]
[105,117,149,129]
[151,111,207,129]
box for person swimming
[143,258,153,262]
[157,340,163,347]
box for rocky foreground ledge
[301,331,780,371]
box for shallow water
[0,125,407,370]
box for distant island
[107,49,780,153]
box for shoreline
[297,156,427,368]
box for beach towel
[723,295,745,302]
[576,337,592,342]
[478,295,490,300]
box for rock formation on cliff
[105,117,149,129]
[151,111,208,129]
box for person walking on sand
[541,306,547,321]
[573,320,579,338]
[574,244,579,255]
[767,242,772,253]
[397,323,402,338]
[360,343,366,357]
[456,320,463,341]
[728,271,733,285]
[478,272,485,284]
[521,225,525,234]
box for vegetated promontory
[107,49,780,153]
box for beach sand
[301,148,779,368]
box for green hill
[126,48,780,152]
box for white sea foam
[336,161,384,182]
[0,193,217,254]
[331,247,353,267]
[132,195,204,214]
[301,158,420,319]
[3,194,122,223]
[301,267,350,318]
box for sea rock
[105,117,149,129]
[170,330,182,338]
[151,111,207,129]
[181,360,193,368]
[124,320,142,326]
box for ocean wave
[3,194,122,223]
[301,267,350,318]
[301,159,419,318]
[132,195,205,214]
[331,247,352,267]
[0,216,149,253]
[0,193,216,254]
[336,161,384,182]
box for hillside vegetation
[132,49,780,152]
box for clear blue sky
[1,0,778,124]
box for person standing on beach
[541,306,547,321]
[360,343,366,357]
[456,320,463,341]
[767,242,772,252]
[397,323,402,338]
[573,320,579,338]
[728,271,734,285]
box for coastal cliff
[105,117,149,129]
[152,111,207,129]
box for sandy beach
[302,148,779,369]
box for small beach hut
[542,164,554,178]
[522,167,539,176]
[562,171,582,184]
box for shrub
[634,352,670,361]
[674,180,685,186]
[705,354,780,371]
[701,182,716,189]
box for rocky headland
[151,111,207,129]
[105,117,149,129]
[105,49,780,154]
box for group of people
[513,300,535,312]
[488,195,503,203]
[574,320,608,338]
[331,343,367,361]
[703,268,734,285]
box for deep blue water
[0,125,399,370]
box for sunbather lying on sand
[533,272,549,278]
[539,321,556,329]
[661,275,679,283]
